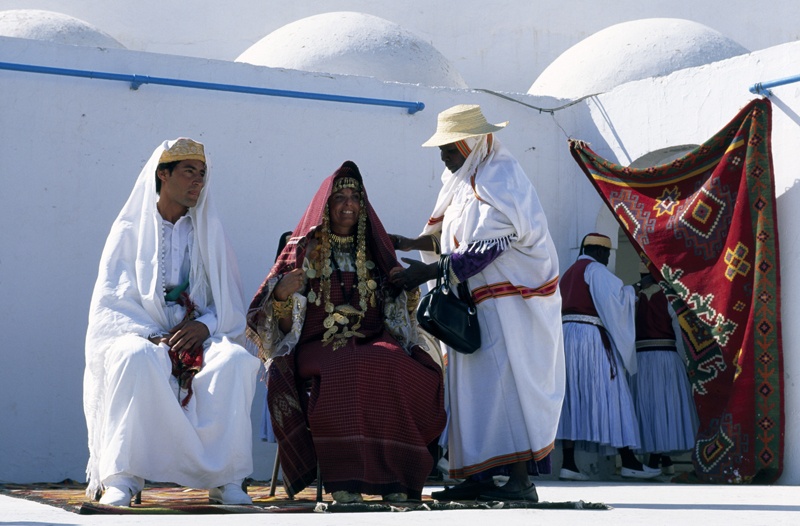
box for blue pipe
[0,61,425,114]
[749,73,800,97]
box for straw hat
[581,233,612,249]
[422,104,508,147]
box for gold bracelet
[272,296,293,319]
[406,287,421,313]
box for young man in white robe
[84,138,261,506]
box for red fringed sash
[168,292,204,408]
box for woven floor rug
[570,98,783,484]
[0,480,610,514]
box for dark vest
[560,258,598,317]
[635,287,675,341]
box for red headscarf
[248,161,399,329]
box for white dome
[528,18,748,99]
[236,11,467,89]
[0,9,124,48]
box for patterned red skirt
[268,285,445,497]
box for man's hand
[633,274,656,293]
[389,234,415,252]
[388,234,436,253]
[167,320,210,352]
[389,258,438,290]
[637,274,656,289]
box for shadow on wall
[775,178,800,485]
[770,96,800,129]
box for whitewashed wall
[0,35,587,483]
[0,0,798,92]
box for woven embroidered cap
[422,104,508,147]
[581,233,612,249]
[158,138,206,164]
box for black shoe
[431,479,492,501]
[479,484,538,503]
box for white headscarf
[420,134,527,263]
[83,139,247,494]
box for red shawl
[247,161,400,332]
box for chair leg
[316,462,323,502]
[269,446,280,497]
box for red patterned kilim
[0,481,611,514]
[569,98,783,483]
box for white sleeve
[585,261,638,374]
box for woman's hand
[273,268,306,301]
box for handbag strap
[458,280,477,313]
[438,255,450,288]
[440,255,477,312]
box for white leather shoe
[620,465,661,479]
[559,468,590,481]
[99,485,133,506]
[209,482,252,505]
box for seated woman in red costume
[247,161,446,503]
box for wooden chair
[270,449,323,502]
[267,231,323,502]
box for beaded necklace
[159,219,167,298]
[329,235,357,303]
[307,202,377,350]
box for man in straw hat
[556,233,660,480]
[390,104,565,502]
[84,138,261,506]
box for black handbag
[416,255,481,354]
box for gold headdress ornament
[422,104,508,147]
[332,176,361,192]
[159,138,206,164]
[581,233,612,249]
